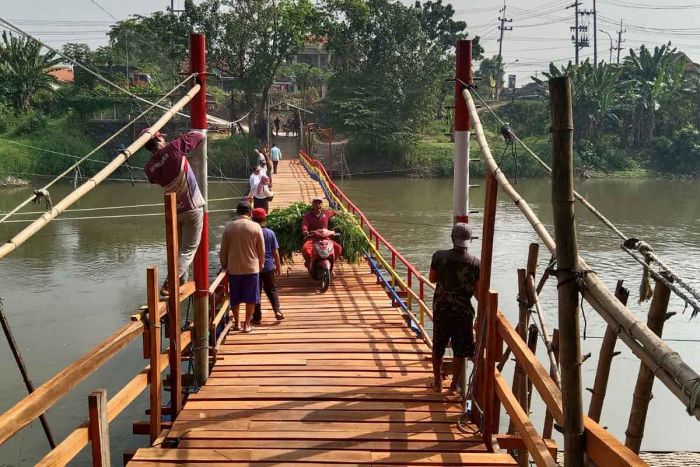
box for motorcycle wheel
[319,268,331,293]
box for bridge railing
[0,194,231,466]
[299,150,436,346]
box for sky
[3,0,700,86]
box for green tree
[0,31,60,111]
[478,56,503,96]
[622,44,685,147]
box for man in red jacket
[142,129,205,296]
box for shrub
[652,125,700,176]
[13,110,48,135]
[0,102,12,134]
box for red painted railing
[299,150,436,304]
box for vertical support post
[510,268,529,467]
[189,33,209,386]
[625,274,672,453]
[88,389,110,467]
[588,280,628,422]
[549,76,584,467]
[483,290,499,451]
[164,192,182,417]
[453,39,472,224]
[147,267,162,444]
[526,324,539,409]
[543,328,560,438]
[473,171,498,423]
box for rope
[466,83,700,318]
[0,73,196,225]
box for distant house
[290,36,332,69]
[46,65,74,86]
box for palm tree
[0,31,60,112]
[535,59,626,142]
[622,44,685,147]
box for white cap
[452,223,473,247]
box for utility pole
[567,1,591,66]
[616,19,626,64]
[496,0,512,100]
[593,0,598,66]
[600,29,613,63]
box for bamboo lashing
[462,86,700,420]
[0,84,201,262]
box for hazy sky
[3,0,700,85]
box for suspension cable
[0,83,201,261]
[0,74,196,225]
[465,82,700,316]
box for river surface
[0,176,699,464]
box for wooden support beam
[588,280,628,422]
[483,290,499,451]
[495,434,557,459]
[88,389,110,467]
[510,269,530,462]
[147,267,162,444]
[549,76,584,467]
[543,328,560,438]
[164,192,183,417]
[473,172,498,424]
[625,275,672,453]
[495,371,557,467]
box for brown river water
[0,176,698,464]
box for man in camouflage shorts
[429,223,480,393]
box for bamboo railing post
[549,76,584,467]
[473,172,498,424]
[543,328,560,439]
[164,193,183,417]
[625,274,673,453]
[588,280,628,422]
[510,268,530,467]
[88,389,110,467]
[146,267,162,444]
[526,324,539,409]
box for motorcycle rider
[301,197,341,268]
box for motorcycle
[306,228,341,293]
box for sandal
[275,312,285,321]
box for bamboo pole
[625,275,673,453]
[526,277,561,388]
[588,280,628,422]
[483,290,500,452]
[462,85,700,420]
[526,324,539,410]
[550,76,584,467]
[0,85,201,262]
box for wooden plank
[495,434,557,459]
[177,439,486,451]
[182,400,462,412]
[88,389,110,467]
[176,408,460,423]
[0,318,144,446]
[174,430,479,442]
[164,192,182,417]
[147,267,162,444]
[494,371,556,467]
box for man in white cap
[428,222,480,394]
[142,129,205,296]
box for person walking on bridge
[142,129,205,296]
[251,208,284,324]
[270,143,282,174]
[428,223,480,394]
[220,201,265,333]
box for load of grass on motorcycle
[266,201,368,264]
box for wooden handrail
[494,370,557,467]
[208,271,226,295]
[37,328,192,465]
[495,311,647,467]
[0,319,145,445]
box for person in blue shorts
[251,208,284,324]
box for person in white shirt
[270,143,282,174]
[249,175,274,212]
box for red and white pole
[454,39,472,224]
[189,33,209,384]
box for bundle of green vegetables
[266,201,369,264]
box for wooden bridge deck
[129,157,517,466]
